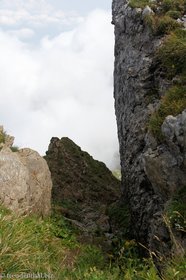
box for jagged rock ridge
[45,137,120,235]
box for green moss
[149,85,186,140]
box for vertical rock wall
[112,0,186,255]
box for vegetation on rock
[149,85,186,140]
[157,29,186,78]
[129,0,186,15]
[145,14,181,35]
[45,137,120,235]
[144,6,186,139]
[129,0,150,8]
[0,205,185,279]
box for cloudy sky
[0,0,119,169]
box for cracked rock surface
[112,0,186,254]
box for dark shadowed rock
[45,137,120,235]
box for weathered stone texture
[144,110,186,198]
[112,0,186,253]
[0,147,52,216]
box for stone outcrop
[45,137,120,235]
[112,0,186,256]
[0,133,52,216]
[144,110,186,199]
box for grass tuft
[149,85,186,140]
[0,205,185,279]
[129,0,150,9]
[157,29,186,78]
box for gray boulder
[0,147,52,216]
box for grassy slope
[0,206,185,280]
[1,2,186,279]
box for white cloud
[0,0,52,12]
[0,0,83,29]
[0,9,119,169]
[8,28,35,39]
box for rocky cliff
[112,0,186,257]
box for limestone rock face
[144,110,186,199]
[112,0,186,254]
[113,0,164,244]
[0,147,52,216]
[45,137,120,234]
